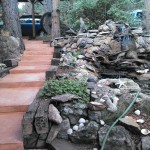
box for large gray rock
[99,125,135,150]
[119,116,140,134]
[57,118,70,140]
[141,136,150,150]
[109,40,121,53]
[138,98,150,116]
[46,124,61,144]
[100,92,134,124]
[70,121,99,144]
[48,104,62,124]
[51,94,80,103]
[0,35,20,63]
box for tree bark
[1,0,25,53]
[24,2,32,15]
[43,0,52,13]
[51,0,60,39]
[144,0,150,32]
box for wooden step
[10,65,50,74]
[19,60,51,66]
[24,50,53,55]
[21,55,53,61]
[0,87,40,113]
[0,73,45,88]
[0,112,24,150]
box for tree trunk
[1,0,25,53]
[43,0,52,13]
[51,0,60,39]
[24,2,32,15]
[144,0,150,32]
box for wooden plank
[34,99,51,134]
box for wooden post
[144,0,150,32]
[51,0,60,39]
[31,2,36,38]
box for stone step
[0,87,39,113]
[0,112,24,150]
[0,73,45,88]
[24,50,53,55]
[21,55,53,61]
[19,60,51,66]
[10,65,50,74]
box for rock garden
[22,20,150,150]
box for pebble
[100,120,105,125]
[136,119,145,124]
[79,118,86,124]
[73,125,79,131]
[67,128,73,135]
[134,110,141,116]
[141,129,150,135]
[79,123,84,128]
[93,148,98,150]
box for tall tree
[1,0,25,53]
[43,0,52,13]
[144,0,150,31]
[51,0,60,39]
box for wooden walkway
[0,39,54,150]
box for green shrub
[39,79,90,103]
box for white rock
[136,119,145,124]
[73,125,79,131]
[141,129,150,135]
[91,91,97,94]
[93,148,98,150]
[79,123,84,128]
[67,128,73,135]
[60,58,64,62]
[78,55,85,59]
[136,69,149,74]
[134,110,141,116]
[79,118,86,124]
[100,120,105,125]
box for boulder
[48,104,62,124]
[70,121,99,144]
[99,125,135,150]
[51,94,81,103]
[57,118,70,140]
[119,116,141,134]
[141,136,150,150]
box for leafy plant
[40,79,90,103]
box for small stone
[91,91,96,94]
[79,123,84,128]
[93,148,98,150]
[79,118,86,124]
[141,129,150,135]
[73,125,79,131]
[67,128,73,135]
[136,119,145,124]
[100,120,105,125]
[135,110,141,116]
[78,55,85,59]
[88,30,99,33]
